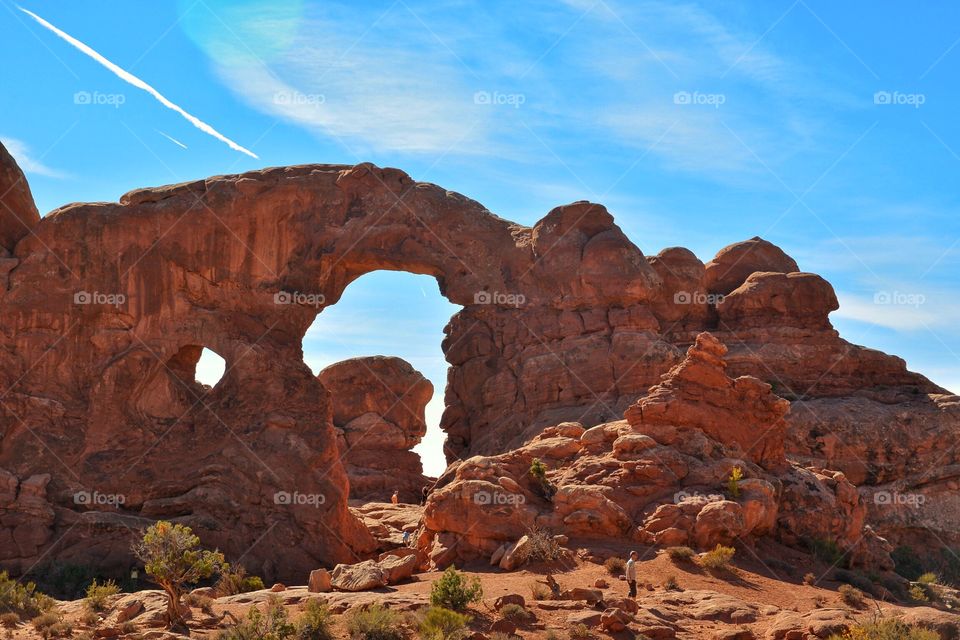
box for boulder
[308,569,332,593]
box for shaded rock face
[0,141,40,256]
[420,333,890,571]
[318,356,432,502]
[0,147,953,577]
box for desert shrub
[295,599,334,640]
[893,545,960,587]
[664,575,679,590]
[134,521,227,629]
[917,572,939,585]
[604,556,626,575]
[0,571,55,619]
[84,578,120,612]
[807,538,849,568]
[666,546,695,562]
[520,528,563,564]
[217,597,295,640]
[832,569,875,595]
[727,466,743,498]
[838,584,865,608]
[529,459,548,483]
[489,634,512,640]
[827,618,938,640]
[31,612,60,634]
[214,565,265,597]
[119,621,136,634]
[529,580,551,600]
[700,545,735,571]
[891,545,924,580]
[418,606,470,640]
[346,604,403,640]
[430,566,483,612]
[24,563,97,600]
[545,632,561,640]
[0,613,18,628]
[78,610,99,626]
[500,603,533,622]
[803,572,816,586]
[568,622,593,639]
[909,584,929,602]
[529,459,556,500]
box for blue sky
[2,0,958,476]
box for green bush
[807,538,849,568]
[499,603,532,622]
[418,606,470,640]
[217,597,295,640]
[827,618,939,640]
[214,565,266,597]
[217,597,332,640]
[917,572,939,585]
[604,557,625,575]
[666,546,695,562]
[529,459,556,500]
[727,466,743,498]
[0,571,55,619]
[908,584,929,602]
[24,563,96,600]
[700,545,735,571]
[84,579,120,612]
[346,604,404,640]
[430,566,483,612]
[295,599,334,640]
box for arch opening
[303,270,460,501]
[194,347,226,389]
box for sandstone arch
[0,145,954,580]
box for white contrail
[18,5,258,159]
[156,130,188,149]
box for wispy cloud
[834,290,951,331]
[17,5,258,158]
[0,136,66,178]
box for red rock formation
[0,144,952,577]
[421,333,888,571]
[703,236,799,295]
[318,356,432,502]
[625,333,790,470]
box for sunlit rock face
[0,142,952,579]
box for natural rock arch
[0,147,953,580]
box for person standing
[625,550,639,597]
[391,490,399,505]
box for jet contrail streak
[18,5,258,159]
[156,130,188,149]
